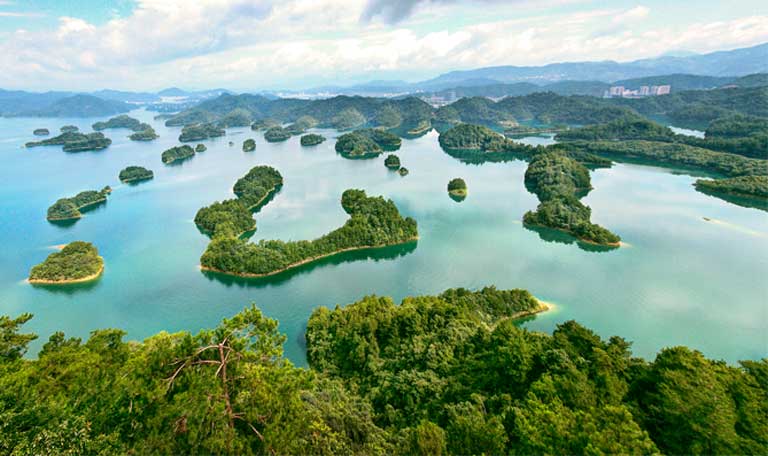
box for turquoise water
[1,110,766,364]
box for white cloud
[0,0,765,90]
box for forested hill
[165,84,768,132]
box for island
[357,128,402,150]
[264,126,291,142]
[60,125,79,133]
[694,176,768,210]
[200,189,418,277]
[178,123,225,142]
[92,115,143,131]
[119,166,154,183]
[384,154,401,170]
[26,131,112,152]
[523,152,620,246]
[251,118,279,130]
[438,123,510,152]
[243,138,256,152]
[195,144,207,152]
[335,132,382,158]
[300,133,326,146]
[398,167,409,176]
[447,178,467,196]
[128,125,159,141]
[33,128,49,136]
[28,241,104,284]
[195,166,283,238]
[161,145,195,164]
[46,186,112,221]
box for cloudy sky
[1,0,766,91]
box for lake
[1,110,766,364]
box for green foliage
[331,108,366,130]
[436,97,516,126]
[195,166,283,238]
[200,189,418,276]
[46,186,111,220]
[32,128,49,136]
[556,116,675,142]
[447,178,466,195]
[264,126,291,142]
[216,108,253,128]
[60,125,79,133]
[26,131,112,152]
[0,313,36,361]
[384,154,401,169]
[373,105,402,128]
[195,143,207,152]
[92,115,144,132]
[128,125,158,141]
[250,118,279,130]
[438,123,510,151]
[178,123,225,142]
[694,176,768,210]
[300,133,325,146]
[335,132,382,158]
[356,128,402,150]
[28,241,103,282]
[706,114,768,139]
[118,166,153,183]
[161,145,195,164]
[398,167,409,176]
[523,152,620,246]
[242,138,256,152]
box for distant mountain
[0,89,72,116]
[419,43,768,88]
[13,94,131,117]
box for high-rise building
[639,86,650,96]
[609,86,624,96]
[656,85,671,95]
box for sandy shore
[28,263,104,285]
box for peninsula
[200,189,418,277]
[46,186,112,221]
[28,241,104,284]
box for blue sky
[1,0,766,91]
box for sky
[0,0,766,91]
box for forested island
[447,178,467,196]
[46,186,112,221]
[438,123,511,151]
[356,128,402,150]
[32,128,49,136]
[300,133,325,146]
[161,145,195,164]
[60,125,79,133]
[92,114,143,131]
[1,288,765,454]
[694,176,768,210]
[335,131,382,158]
[118,166,154,183]
[195,143,207,152]
[242,138,256,152]
[264,126,291,142]
[178,123,225,142]
[27,241,104,284]
[25,131,112,152]
[128,125,158,141]
[200,189,418,277]
[398,167,409,176]
[194,166,283,238]
[523,152,621,246]
[384,154,401,169]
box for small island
[300,133,326,146]
[179,123,225,142]
[47,186,112,221]
[26,131,112,152]
[523,152,620,247]
[398,167,409,176]
[128,125,159,141]
[335,132,382,158]
[195,144,207,152]
[438,123,509,151]
[264,126,291,142]
[384,154,401,170]
[447,178,468,197]
[92,115,143,131]
[161,145,195,164]
[357,128,402,150]
[200,189,418,277]
[243,138,256,152]
[60,125,79,133]
[28,241,104,284]
[119,166,154,183]
[195,166,283,238]
[33,128,50,136]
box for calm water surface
[1,110,766,364]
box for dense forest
[447,177,467,196]
[27,241,103,283]
[384,154,401,170]
[694,176,768,210]
[200,189,418,277]
[242,138,256,152]
[92,115,144,131]
[300,133,325,146]
[118,166,154,183]
[46,186,112,221]
[1,287,765,454]
[194,166,283,238]
[178,123,225,142]
[25,131,112,152]
[335,132,383,158]
[128,125,159,141]
[263,126,291,142]
[523,152,620,246]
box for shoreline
[28,262,104,285]
[200,236,419,278]
[524,221,621,248]
[46,196,108,221]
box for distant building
[605,84,671,98]
[656,85,671,95]
[639,85,650,96]
[609,86,625,96]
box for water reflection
[523,224,619,253]
[30,276,103,295]
[201,241,418,288]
